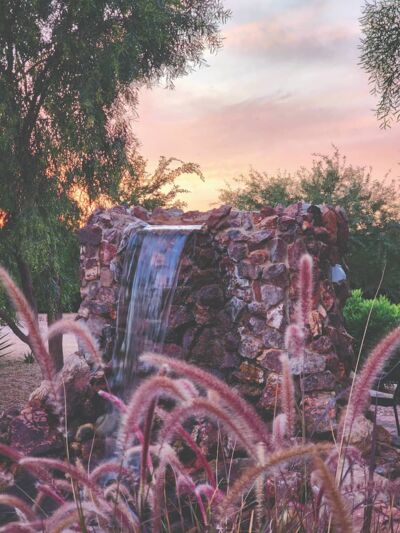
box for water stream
[111,226,200,398]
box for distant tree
[219,149,400,300]
[360,0,400,127]
[0,0,229,370]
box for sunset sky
[135,0,400,211]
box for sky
[134,0,400,211]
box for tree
[0,0,229,370]
[360,0,400,127]
[219,149,400,300]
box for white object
[330,264,347,283]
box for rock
[302,392,336,434]
[248,301,269,317]
[262,327,285,349]
[257,349,285,372]
[260,373,282,412]
[248,249,268,265]
[260,284,285,307]
[269,238,287,262]
[278,216,297,232]
[258,214,278,229]
[196,284,224,308]
[226,297,247,322]
[9,406,63,456]
[227,241,248,262]
[266,303,286,330]
[100,267,114,287]
[84,258,100,281]
[248,229,275,248]
[302,371,336,392]
[261,263,288,286]
[133,205,150,221]
[237,260,261,280]
[310,336,333,354]
[99,241,118,266]
[206,205,232,230]
[238,361,265,384]
[289,353,326,375]
[78,224,102,246]
[57,354,91,417]
[319,280,336,312]
[239,336,264,359]
[260,207,277,218]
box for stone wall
[78,203,354,435]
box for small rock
[261,284,285,308]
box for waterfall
[111,226,199,397]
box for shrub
[344,289,400,373]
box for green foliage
[0,328,12,358]
[344,289,400,369]
[23,351,35,364]
[219,148,400,300]
[0,0,229,319]
[360,0,400,127]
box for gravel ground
[0,314,78,412]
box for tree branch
[0,309,30,346]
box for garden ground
[0,314,77,411]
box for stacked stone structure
[78,203,354,434]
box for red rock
[289,352,326,375]
[206,205,232,230]
[248,229,275,249]
[196,284,224,308]
[260,206,276,217]
[278,216,297,232]
[238,361,265,384]
[237,260,261,280]
[10,406,63,456]
[302,392,336,434]
[262,327,284,349]
[261,263,288,287]
[252,280,262,302]
[310,335,333,354]
[258,215,278,229]
[78,224,103,246]
[260,284,284,307]
[303,371,336,392]
[259,373,282,411]
[100,267,114,287]
[227,241,248,262]
[257,349,284,372]
[133,205,150,221]
[248,249,268,265]
[226,297,247,322]
[239,336,264,359]
[319,280,336,312]
[266,303,285,330]
[283,203,301,218]
[100,241,118,265]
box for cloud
[224,8,359,62]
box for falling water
[111,226,200,398]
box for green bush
[344,289,400,373]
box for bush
[344,289,400,372]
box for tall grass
[0,258,399,532]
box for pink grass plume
[280,353,296,437]
[297,254,313,328]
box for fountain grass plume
[47,319,103,368]
[98,389,127,413]
[272,413,288,449]
[218,442,332,520]
[0,522,42,532]
[19,457,100,496]
[35,483,66,506]
[313,456,353,533]
[89,461,132,485]
[160,397,261,460]
[44,501,108,533]
[117,374,195,455]
[0,267,58,402]
[340,326,400,439]
[141,352,270,446]
[0,494,37,523]
[280,353,296,437]
[297,254,313,328]
[285,323,305,360]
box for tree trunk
[15,254,38,317]
[48,276,64,372]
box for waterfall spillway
[111,226,199,397]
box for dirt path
[0,314,78,412]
